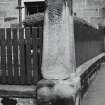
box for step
[0,85,36,98]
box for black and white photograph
[0,0,105,105]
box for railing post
[37,0,80,105]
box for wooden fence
[0,27,43,85]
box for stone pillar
[36,1,81,105]
[42,0,76,79]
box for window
[25,2,45,16]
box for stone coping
[76,53,105,76]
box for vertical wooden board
[39,27,43,60]
[32,27,38,84]
[0,28,7,84]
[25,28,33,84]
[12,28,19,84]
[0,39,1,82]
[19,28,26,84]
[6,28,13,84]
[0,30,2,83]
[38,27,43,80]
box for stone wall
[0,0,18,28]
[74,18,104,66]
[73,0,105,28]
[0,0,105,28]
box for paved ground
[82,63,105,105]
[0,98,35,105]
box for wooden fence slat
[39,27,43,62]
[12,28,19,84]
[0,37,1,83]
[19,28,26,84]
[0,27,43,85]
[0,30,2,83]
[25,28,33,84]
[0,28,7,84]
[32,27,38,84]
[38,27,43,80]
[6,28,13,84]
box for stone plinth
[37,75,80,105]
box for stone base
[37,78,80,105]
[37,97,75,105]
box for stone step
[0,85,36,98]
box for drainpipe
[37,0,80,105]
[16,0,22,28]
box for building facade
[73,0,105,28]
[0,0,19,28]
[0,0,105,28]
[21,0,45,22]
[0,0,45,28]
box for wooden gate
[0,27,43,85]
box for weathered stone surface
[42,0,76,79]
[0,0,18,28]
[37,76,80,105]
[73,0,105,27]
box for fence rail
[0,27,43,85]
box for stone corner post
[42,0,76,80]
[36,0,81,105]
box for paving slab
[82,63,105,105]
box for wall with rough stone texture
[73,0,105,28]
[0,0,18,28]
[73,0,105,67]
[0,0,105,28]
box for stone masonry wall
[73,0,105,28]
[0,0,18,28]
